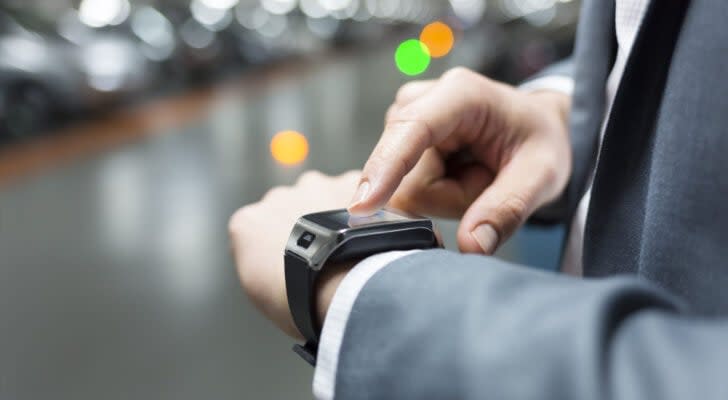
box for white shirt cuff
[519,75,575,96]
[312,250,422,400]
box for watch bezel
[285,208,435,271]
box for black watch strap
[284,251,320,366]
[292,341,318,366]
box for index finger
[348,68,494,215]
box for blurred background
[0,0,578,398]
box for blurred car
[61,4,186,89]
[127,5,188,86]
[0,11,84,140]
[159,3,232,83]
[0,8,153,141]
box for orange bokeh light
[419,21,455,58]
[270,130,309,166]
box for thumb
[456,143,561,254]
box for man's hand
[349,67,572,254]
[229,171,360,339]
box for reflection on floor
[0,35,562,400]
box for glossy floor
[0,34,562,399]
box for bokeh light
[261,0,298,15]
[270,130,309,166]
[79,0,130,28]
[300,0,328,18]
[420,21,454,58]
[449,0,487,26]
[319,0,355,12]
[395,39,431,76]
[199,0,240,10]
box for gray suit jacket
[332,0,728,398]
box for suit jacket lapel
[584,0,691,276]
[567,0,617,219]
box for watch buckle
[292,341,318,366]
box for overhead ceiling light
[79,0,130,28]
[236,5,270,30]
[180,19,216,49]
[318,0,352,12]
[109,0,131,25]
[449,0,487,26]
[330,0,359,20]
[256,14,287,38]
[199,0,240,10]
[261,0,298,15]
[300,0,328,18]
[191,0,232,28]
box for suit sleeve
[333,249,728,400]
[520,58,574,90]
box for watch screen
[307,209,413,230]
[341,209,409,227]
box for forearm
[328,250,726,400]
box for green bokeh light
[395,39,431,76]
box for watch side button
[297,231,316,249]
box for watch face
[290,208,437,270]
[306,208,416,230]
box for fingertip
[346,203,375,217]
[347,197,384,216]
[347,177,395,216]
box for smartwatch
[284,207,439,365]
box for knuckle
[262,186,288,201]
[385,118,433,148]
[370,118,431,179]
[385,105,408,122]
[228,206,252,237]
[374,143,414,179]
[297,170,324,185]
[340,169,362,181]
[237,266,257,300]
[385,118,418,133]
[385,104,398,122]
[366,149,388,169]
[441,67,492,103]
[442,66,475,82]
[497,194,530,229]
[376,121,432,177]
[530,150,564,189]
[394,85,410,103]
[419,70,486,130]
[398,156,416,180]
[395,81,420,102]
[540,158,560,187]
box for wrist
[527,90,572,131]
[518,89,574,208]
[315,260,357,327]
